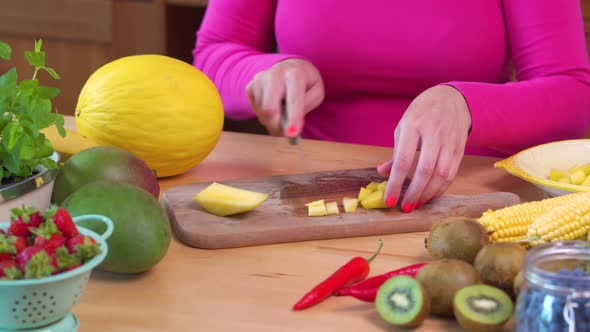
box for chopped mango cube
[358,187,373,202]
[305,199,325,207]
[326,202,340,215]
[377,180,388,192]
[308,204,328,217]
[342,197,358,213]
[365,182,380,191]
[570,170,586,185]
[360,190,388,209]
[549,168,568,181]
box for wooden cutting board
[162,168,520,249]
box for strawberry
[31,220,65,254]
[55,246,81,271]
[8,206,44,236]
[0,260,23,280]
[67,235,101,261]
[43,206,78,239]
[0,233,17,260]
[13,236,27,253]
[34,234,66,255]
[16,247,56,278]
[0,229,5,236]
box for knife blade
[280,101,310,175]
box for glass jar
[516,241,590,332]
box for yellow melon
[75,55,224,177]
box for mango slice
[342,197,358,213]
[377,180,388,192]
[194,182,269,217]
[360,190,388,209]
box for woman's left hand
[377,85,472,213]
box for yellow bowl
[494,139,590,197]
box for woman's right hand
[245,58,325,138]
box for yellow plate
[494,139,590,197]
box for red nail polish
[402,202,414,213]
[386,196,396,208]
[415,201,423,209]
[287,125,297,136]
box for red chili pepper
[334,262,427,302]
[292,239,383,311]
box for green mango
[63,181,171,274]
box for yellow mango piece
[365,182,380,191]
[358,187,373,202]
[558,176,572,184]
[377,181,388,192]
[569,165,583,174]
[581,175,590,186]
[326,202,340,215]
[549,168,568,181]
[570,169,586,185]
[342,197,358,213]
[305,199,325,207]
[581,163,590,175]
[41,126,100,162]
[308,204,328,217]
[360,190,388,209]
[194,182,269,217]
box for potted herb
[0,39,65,220]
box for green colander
[0,214,113,331]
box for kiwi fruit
[474,242,526,298]
[375,275,429,327]
[416,258,481,316]
[425,216,491,264]
[453,284,514,332]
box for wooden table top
[68,119,545,331]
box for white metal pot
[0,152,60,221]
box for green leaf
[38,86,60,99]
[19,136,35,161]
[2,122,23,151]
[0,41,11,60]
[33,99,55,128]
[24,51,45,69]
[34,39,42,53]
[40,158,57,170]
[43,67,60,80]
[54,114,65,137]
[35,136,54,158]
[0,68,17,97]
[19,79,39,95]
[20,118,38,138]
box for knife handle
[280,101,300,146]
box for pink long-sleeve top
[193,1,590,157]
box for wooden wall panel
[0,0,112,43]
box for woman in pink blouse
[192,1,590,213]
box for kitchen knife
[280,101,310,174]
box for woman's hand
[377,85,472,213]
[245,58,325,137]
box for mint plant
[0,39,65,185]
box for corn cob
[478,193,586,242]
[527,191,590,246]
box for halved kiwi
[375,275,429,327]
[453,284,514,332]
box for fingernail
[287,125,297,136]
[402,202,414,213]
[377,162,385,168]
[415,201,423,209]
[386,196,396,208]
